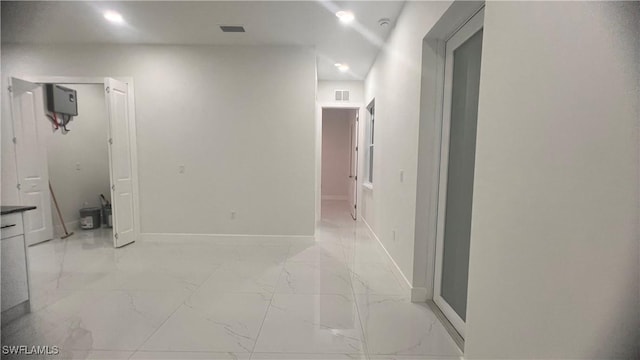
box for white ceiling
[1,1,406,80]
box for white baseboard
[361,218,414,297]
[321,195,348,201]
[411,287,429,302]
[139,232,314,245]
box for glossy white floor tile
[253,293,365,354]
[350,262,406,296]
[140,292,271,352]
[2,201,461,359]
[194,261,283,294]
[131,351,250,359]
[69,350,134,360]
[287,242,347,264]
[368,356,461,360]
[251,353,367,359]
[356,295,462,357]
[275,260,352,295]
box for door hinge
[112,185,115,191]
[355,146,358,151]
[105,86,110,94]
[7,86,12,93]
[16,183,21,190]
[12,137,17,144]
[108,138,113,145]
[114,233,119,240]
[355,176,358,181]
[354,204,357,209]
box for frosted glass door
[434,8,484,338]
[441,28,483,321]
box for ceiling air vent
[220,25,246,33]
[335,90,350,102]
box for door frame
[348,109,360,220]
[316,102,364,222]
[14,75,140,244]
[432,8,485,339]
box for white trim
[317,102,361,110]
[426,300,465,352]
[433,295,466,339]
[21,76,105,85]
[433,8,484,339]
[424,35,447,302]
[411,287,429,302]
[124,78,141,245]
[361,218,412,292]
[315,103,322,226]
[365,99,375,185]
[19,75,141,247]
[317,102,365,222]
[414,0,485,309]
[362,182,373,190]
[321,195,348,201]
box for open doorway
[46,84,113,247]
[8,76,139,249]
[321,108,359,220]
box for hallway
[2,200,460,359]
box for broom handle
[49,182,70,236]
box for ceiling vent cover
[335,90,350,102]
[220,25,246,33]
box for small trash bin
[102,204,112,228]
[79,207,102,230]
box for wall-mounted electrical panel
[46,84,78,116]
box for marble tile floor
[1,201,462,360]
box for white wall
[321,108,353,200]
[464,2,640,358]
[46,84,111,234]
[317,80,363,104]
[363,1,453,287]
[367,1,638,358]
[1,45,317,237]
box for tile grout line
[126,262,224,359]
[343,218,372,360]
[247,245,290,359]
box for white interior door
[348,110,359,220]
[105,78,135,248]
[10,77,54,246]
[434,8,484,338]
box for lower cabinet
[1,234,30,312]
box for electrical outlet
[231,211,236,220]
[76,162,81,171]
[399,170,404,183]
[178,165,185,174]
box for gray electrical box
[45,84,78,116]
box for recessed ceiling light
[335,10,355,24]
[335,63,350,72]
[103,11,124,24]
